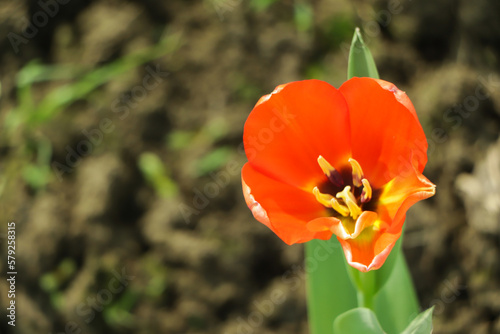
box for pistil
[337,186,362,219]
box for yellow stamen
[361,178,372,203]
[348,158,364,187]
[337,186,362,220]
[317,155,334,175]
[312,187,333,208]
[330,198,350,216]
[317,155,343,186]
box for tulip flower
[241,77,435,272]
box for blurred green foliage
[204,117,230,143]
[305,13,355,81]
[6,31,180,133]
[250,0,279,12]
[305,63,328,81]
[323,14,356,49]
[39,258,78,310]
[1,30,181,193]
[195,147,233,176]
[167,116,233,177]
[294,2,314,32]
[40,258,77,292]
[101,254,170,328]
[167,130,197,151]
[22,138,53,190]
[229,72,263,103]
[138,152,178,198]
[141,254,169,299]
[103,289,137,328]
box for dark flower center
[313,156,373,220]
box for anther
[348,158,364,187]
[312,187,334,208]
[361,178,372,203]
[317,155,343,187]
[330,198,350,217]
[337,186,363,220]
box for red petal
[244,80,351,190]
[339,77,429,188]
[242,163,331,245]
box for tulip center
[312,156,372,220]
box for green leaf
[401,307,434,334]
[333,308,385,334]
[373,251,420,334]
[347,27,379,79]
[305,238,357,334]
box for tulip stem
[349,267,376,310]
[357,286,374,310]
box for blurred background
[0,0,499,333]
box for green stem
[356,272,375,310]
[347,265,376,310]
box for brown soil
[1,0,500,333]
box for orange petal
[307,211,377,240]
[377,165,436,234]
[339,77,429,188]
[254,84,287,106]
[338,163,435,271]
[305,217,337,239]
[372,79,419,123]
[241,163,331,245]
[338,230,400,272]
[244,80,351,190]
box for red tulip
[241,77,436,272]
